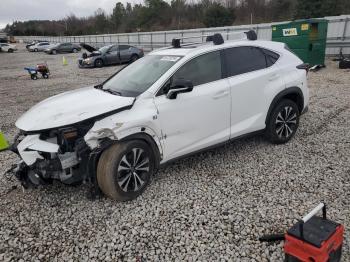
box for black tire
[130,54,139,63]
[31,74,38,80]
[8,49,13,53]
[52,49,57,55]
[94,59,104,68]
[42,73,49,79]
[265,99,300,144]
[72,48,78,53]
[34,48,38,52]
[97,141,155,201]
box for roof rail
[171,30,257,48]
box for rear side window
[224,46,267,77]
[261,48,280,67]
[172,51,222,86]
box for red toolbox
[284,203,344,262]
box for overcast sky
[0,0,142,29]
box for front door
[154,51,231,162]
[105,45,120,65]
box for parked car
[78,43,144,68]
[10,33,309,201]
[0,43,17,52]
[28,42,52,52]
[26,40,46,50]
[44,43,81,54]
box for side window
[261,48,280,67]
[119,45,130,51]
[109,45,119,52]
[172,51,222,87]
[224,46,267,76]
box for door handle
[269,74,279,81]
[213,90,229,99]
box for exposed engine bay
[11,122,95,187]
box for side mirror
[166,79,193,99]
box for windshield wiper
[94,84,122,96]
[103,88,122,96]
[94,84,103,89]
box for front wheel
[8,49,14,53]
[97,141,155,201]
[94,59,103,68]
[72,48,78,53]
[52,49,57,55]
[265,99,300,144]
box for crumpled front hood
[16,86,135,132]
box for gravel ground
[0,45,349,261]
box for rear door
[154,51,231,161]
[223,46,284,138]
[119,45,132,62]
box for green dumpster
[271,19,328,66]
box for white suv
[11,33,309,200]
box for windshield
[102,55,182,97]
[99,45,112,53]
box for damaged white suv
[11,33,309,200]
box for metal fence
[16,15,350,55]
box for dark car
[44,43,81,55]
[78,43,144,68]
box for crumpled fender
[84,97,164,157]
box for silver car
[78,44,144,68]
[28,42,52,52]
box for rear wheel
[8,49,13,53]
[34,48,38,52]
[130,54,139,63]
[94,59,103,68]
[52,49,57,55]
[265,99,300,144]
[72,48,78,53]
[97,141,155,201]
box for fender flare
[265,86,304,124]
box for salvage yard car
[44,42,81,54]
[28,41,52,52]
[0,43,17,52]
[78,43,144,68]
[9,32,309,201]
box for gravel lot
[0,44,349,261]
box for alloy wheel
[275,106,297,139]
[117,148,150,192]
